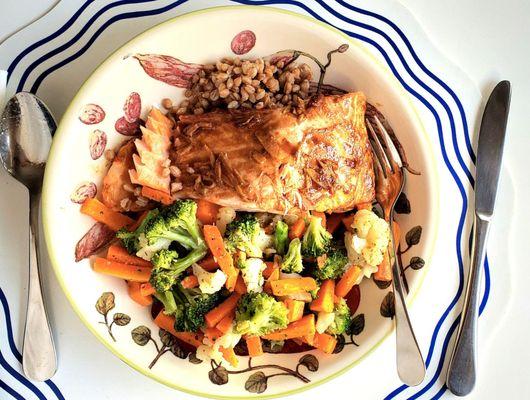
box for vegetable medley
[81,195,393,366]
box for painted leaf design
[95,292,115,315]
[373,279,392,290]
[124,92,141,123]
[268,50,297,66]
[298,354,319,372]
[380,292,395,319]
[405,226,422,246]
[337,43,349,53]
[79,104,105,124]
[133,54,203,88]
[333,334,345,354]
[349,314,365,336]
[113,313,131,326]
[188,353,203,364]
[245,372,267,394]
[89,129,107,160]
[208,365,228,385]
[231,30,256,55]
[409,256,425,270]
[115,116,140,136]
[70,181,97,203]
[395,192,411,214]
[170,342,188,359]
[131,325,151,346]
[159,329,175,347]
[74,222,115,262]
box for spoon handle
[22,193,57,381]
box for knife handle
[446,214,490,396]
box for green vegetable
[274,220,289,255]
[150,248,207,293]
[235,292,289,336]
[154,290,178,316]
[326,298,352,335]
[116,209,160,254]
[312,246,349,281]
[280,238,303,273]
[301,215,332,257]
[224,214,264,257]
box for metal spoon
[0,92,57,381]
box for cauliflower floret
[240,258,266,293]
[192,264,227,294]
[136,233,171,261]
[196,326,242,364]
[352,209,380,238]
[316,311,336,334]
[216,206,236,235]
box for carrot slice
[140,282,156,297]
[205,292,241,328]
[127,281,153,306]
[93,258,151,282]
[270,277,317,297]
[262,314,315,341]
[81,198,134,231]
[283,299,305,322]
[107,244,152,267]
[262,261,276,279]
[181,275,199,289]
[204,327,224,342]
[245,336,263,357]
[312,211,326,228]
[198,255,219,272]
[335,265,363,298]
[153,311,203,347]
[196,199,221,225]
[374,222,401,282]
[313,332,337,354]
[203,225,238,291]
[216,312,235,334]
[288,218,306,240]
[310,279,335,313]
[326,213,343,234]
[219,347,238,367]
[234,274,247,295]
[141,186,173,205]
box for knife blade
[475,80,511,218]
[446,80,511,396]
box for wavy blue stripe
[0,287,64,400]
[479,257,490,315]
[17,0,159,92]
[0,378,25,400]
[334,0,476,164]
[0,348,47,399]
[6,0,95,81]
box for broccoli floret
[327,298,352,335]
[154,290,178,316]
[224,214,264,257]
[312,246,349,281]
[280,238,303,273]
[150,247,207,292]
[172,285,223,332]
[116,209,160,254]
[302,215,332,257]
[234,292,289,336]
[274,220,289,255]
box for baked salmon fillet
[171,92,374,214]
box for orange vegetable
[312,211,326,228]
[93,258,151,282]
[310,279,335,313]
[204,327,224,342]
[216,312,235,334]
[374,222,401,282]
[198,255,219,272]
[153,311,203,347]
[196,199,220,225]
[128,210,150,232]
[80,198,134,231]
[288,218,306,240]
[203,225,238,291]
[219,347,238,367]
[262,261,276,279]
[313,332,337,354]
[356,202,373,210]
[326,213,343,234]
[284,299,305,322]
[127,281,153,306]
[140,282,156,297]
[181,275,199,289]
[263,314,315,341]
[141,186,173,205]
[107,245,152,267]
[245,336,263,357]
[234,274,247,295]
[205,292,241,328]
[270,277,317,296]
[263,263,280,295]
[342,214,355,231]
[335,265,363,298]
